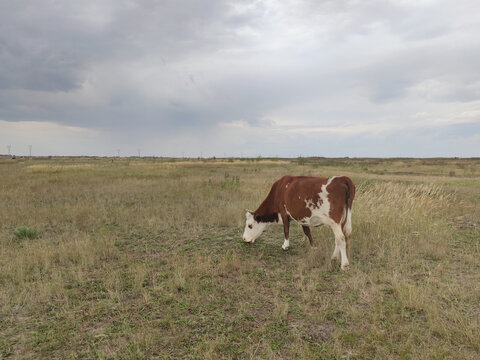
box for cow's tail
[341,177,355,238]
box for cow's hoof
[282,245,289,251]
[341,264,350,271]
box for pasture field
[0,157,479,359]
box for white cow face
[242,211,268,243]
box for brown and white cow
[243,175,355,269]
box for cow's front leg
[281,214,290,250]
[302,226,314,246]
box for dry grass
[0,157,479,359]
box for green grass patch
[13,226,37,239]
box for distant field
[0,157,479,359]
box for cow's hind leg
[330,223,349,270]
[302,226,314,246]
[331,245,341,262]
[345,235,350,262]
[342,210,352,262]
[281,213,290,250]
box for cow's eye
[248,224,253,229]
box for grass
[13,226,37,240]
[0,157,479,359]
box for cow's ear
[245,209,254,215]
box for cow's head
[242,210,268,243]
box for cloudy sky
[1,0,480,157]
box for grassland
[0,157,479,359]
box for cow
[242,175,355,270]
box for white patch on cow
[292,176,337,228]
[304,198,317,209]
[282,238,290,250]
[285,183,289,188]
[243,211,269,243]
[277,213,283,224]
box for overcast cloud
[1,0,479,157]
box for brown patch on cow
[282,176,328,220]
[327,176,356,224]
[253,180,284,223]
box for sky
[1,0,480,157]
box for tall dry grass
[0,158,478,359]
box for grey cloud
[0,0,245,92]
[440,121,480,139]
[1,0,479,157]
[353,42,480,104]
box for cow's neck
[254,201,279,223]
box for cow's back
[280,176,328,221]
